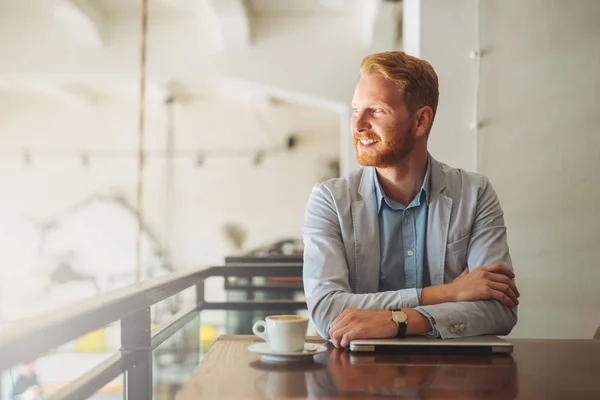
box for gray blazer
[302,155,517,339]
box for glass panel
[90,374,123,400]
[150,286,195,331]
[198,310,227,355]
[1,350,121,400]
[153,312,200,400]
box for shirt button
[407,250,414,256]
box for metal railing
[0,264,304,400]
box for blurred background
[0,0,598,399]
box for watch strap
[392,309,408,338]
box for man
[302,51,519,348]
[11,361,44,400]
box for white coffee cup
[252,315,308,353]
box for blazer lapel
[352,167,381,294]
[426,157,452,286]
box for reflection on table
[175,335,600,400]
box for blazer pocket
[446,235,470,255]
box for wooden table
[175,335,600,400]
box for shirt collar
[374,156,431,213]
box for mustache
[353,132,381,142]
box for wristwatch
[391,309,408,338]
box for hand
[449,263,520,307]
[328,308,397,348]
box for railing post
[196,281,205,307]
[122,307,152,400]
[196,282,205,352]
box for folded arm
[302,185,456,339]
[303,178,518,340]
[303,184,423,339]
[416,177,518,338]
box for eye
[372,108,383,114]
[352,107,360,114]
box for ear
[414,106,434,138]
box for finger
[340,330,360,348]
[505,279,520,298]
[503,277,520,297]
[329,330,341,348]
[483,263,515,278]
[488,281,519,306]
[488,287,515,307]
[328,321,338,337]
[329,325,342,348]
[486,273,520,299]
[486,273,520,298]
[341,324,371,348]
[331,324,354,348]
[512,280,521,297]
[486,271,512,286]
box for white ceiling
[0,0,402,106]
[0,0,375,18]
[249,0,372,16]
[95,0,203,17]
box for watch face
[393,310,408,324]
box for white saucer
[248,342,327,362]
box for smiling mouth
[358,138,378,146]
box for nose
[352,110,371,133]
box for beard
[353,128,416,168]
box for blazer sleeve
[415,177,518,338]
[303,183,423,339]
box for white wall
[407,0,600,338]
[0,94,340,323]
[418,0,479,171]
[478,0,600,339]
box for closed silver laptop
[349,335,513,354]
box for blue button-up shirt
[374,158,438,336]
